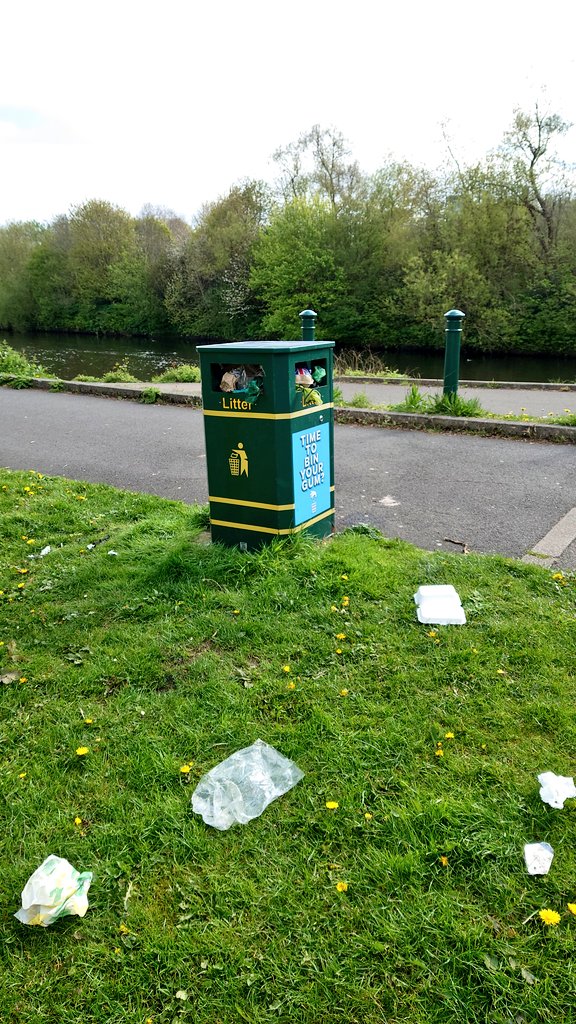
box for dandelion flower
[325,800,339,810]
[496,668,506,675]
[26,539,35,545]
[336,633,346,640]
[114,947,122,955]
[341,596,350,607]
[74,816,82,826]
[119,922,130,934]
[539,909,560,926]
[427,630,437,638]
[341,574,348,580]
[84,718,93,725]
[17,583,25,589]
[364,812,373,821]
[286,681,296,690]
[567,903,576,916]
[180,764,192,773]
[552,572,565,580]
[75,746,89,756]
[282,665,291,673]
[19,677,27,683]
[16,568,28,575]
[232,609,240,615]
[336,648,343,655]
[339,688,349,696]
[336,881,348,892]
[445,732,455,739]
[18,772,27,779]
[435,748,444,757]
[440,855,448,867]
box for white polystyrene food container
[414,585,466,625]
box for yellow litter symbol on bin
[229,442,248,477]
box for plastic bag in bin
[192,739,304,830]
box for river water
[4,332,576,383]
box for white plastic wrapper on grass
[191,739,304,830]
[524,841,554,875]
[14,854,93,927]
[414,585,466,625]
[537,771,576,809]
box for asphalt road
[1,389,575,570]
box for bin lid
[196,340,334,354]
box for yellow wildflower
[119,922,130,934]
[427,630,437,637]
[539,909,560,926]
[330,604,338,612]
[444,732,455,739]
[567,903,576,916]
[232,609,240,615]
[282,665,291,673]
[26,539,35,545]
[552,572,564,580]
[75,746,89,756]
[336,633,346,640]
[336,881,348,892]
[84,718,93,725]
[471,647,479,654]
[496,668,506,675]
[113,947,122,955]
[75,495,86,501]
[339,688,349,696]
[435,748,444,757]
[341,574,348,580]
[18,772,27,779]
[336,648,343,655]
[17,583,25,589]
[364,812,373,821]
[286,681,296,690]
[341,596,349,607]
[19,677,27,683]
[16,568,28,574]
[325,800,339,810]
[180,764,192,773]
[440,855,448,867]
[74,816,82,826]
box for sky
[1,0,575,227]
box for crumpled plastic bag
[14,855,93,927]
[537,771,576,809]
[524,841,554,875]
[191,739,304,831]
[414,584,466,625]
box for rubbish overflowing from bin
[218,364,264,405]
[295,364,326,406]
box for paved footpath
[1,386,576,572]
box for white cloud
[1,0,575,224]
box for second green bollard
[443,309,466,396]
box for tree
[0,221,45,329]
[273,125,363,212]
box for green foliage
[0,342,46,377]
[140,386,160,404]
[101,360,139,383]
[2,374,34,388]
[2,468,576,1023]
[151,363,201,383]
[390,385,488,417]
[48,379,66,391]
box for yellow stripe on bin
[203,402,333,421]
[210,507,335,535]
[210,495,296,511]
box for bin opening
[294,359,327,407]
[212,363,265,404]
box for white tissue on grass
[414,585,466,625]
[524,841,554,875]
[14,854,93,927]
[191,738,304,831]
[537,771,576,809]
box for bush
[0,342,47,377]
[101,361,140,383]
[151,363,201,383]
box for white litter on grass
[14,855,93,927]
[28,545,51,560]
[538,771,576,809]
[414,585,466,625]
[524,841,554,875]
[191,739,304,831]
[107,550,118,556]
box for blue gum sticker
[292,424,331,525]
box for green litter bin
[197,340,335,550]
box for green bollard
[443,309,466,396]
[300,309,317,341]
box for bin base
[210,511,334,551]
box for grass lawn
[1,467,576,1024]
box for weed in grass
[347,391,372,408]
[390,386,487,418]
[152,363,201,383]
[1,467,576,1023]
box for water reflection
[4,331,576,383]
